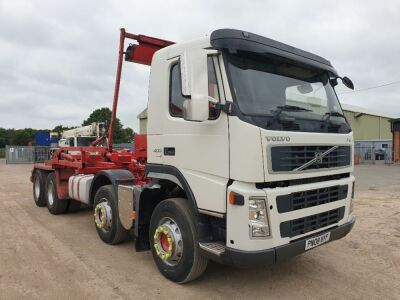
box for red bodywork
[32,29,175,199]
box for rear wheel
[68,199,83,212]
[32,170,46,207]
[45,172,69,214]
[149,198,208,283]
[93,185,128,244]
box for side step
[199,242,226,256]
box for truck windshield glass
[77,137,97,147]
[225,51,351,133]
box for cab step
[199,242,226,256]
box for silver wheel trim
[34,176,40,199]
[94,198,113,233]
[47,180,54,206]
[155,217,184,267]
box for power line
[337,80,400,95]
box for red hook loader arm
[31,28,174,198]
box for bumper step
[199,242,226,256]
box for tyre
[149,198,208,283]
[68,199,83,213]
[32,170,46,207]
[45,172,69,214]
[93,185,128,244]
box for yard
[0,161,399,299]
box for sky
[1,0,400,131]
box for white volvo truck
[32,29,356,283]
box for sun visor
[210,29,338,75]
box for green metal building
[137,104,396,148]
[341,104,394,149]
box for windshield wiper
[321,111,346,127]
[267,105,311,127]
[276,105,312,112]
[323,111,345,118]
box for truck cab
[145,29,355,267]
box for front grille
[280,207,345,238]
[276,185,348,213]
[271,145,351,172]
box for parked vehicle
[31,28,356,283]
[374,148,385,160]
[58,123,105,147]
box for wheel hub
[47,181,54,206]
[34,177,40,198]
[94,200,112,231]
[153,218,183,266]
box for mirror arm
[215,101,234,115]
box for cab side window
[207,56,221,119]
[169,57,221,119]
[169,63,186,117]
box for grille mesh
[276,185,348,213]
[271,145,351,172]
[280,207,345,238]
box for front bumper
[219,218,355,268]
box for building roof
[341,103,397,119]
[137,108,148,119]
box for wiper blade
[267,105,309,128]
[321,111,346,128]
[276,105,312,112]
[323,111,346,118]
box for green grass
[0,148,5,158]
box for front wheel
[93,185,128,245]
[149,198,208,283]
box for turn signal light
[229,192,244,206]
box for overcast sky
[1,0,400,131]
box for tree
[52,125,76,138]
[82,107,133,143]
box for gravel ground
[0,160,399,299]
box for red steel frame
[32,28,175,199]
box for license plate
[305,232,331,250]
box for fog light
[249,198,270,238]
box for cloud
[1,0,399,130]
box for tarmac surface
[0,160,399,299]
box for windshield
[76,137,97,146]
[225,51,351,133]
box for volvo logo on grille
[315,152,324,163]
[293,146,339,171]
[266,136,290,142]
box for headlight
[249,198,270,238]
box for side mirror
[341,76,354,90]
[182,96,209,121]
[180,48,218,121]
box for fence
[5,144,134,164]
[0,148,5,159]
[354,146,393,165]
[5,146,52,164]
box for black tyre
[33,170,46,207]
[68,199,83,213]
[45,172,69,214]
[93,185,128,244]
[149,198,208,283]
